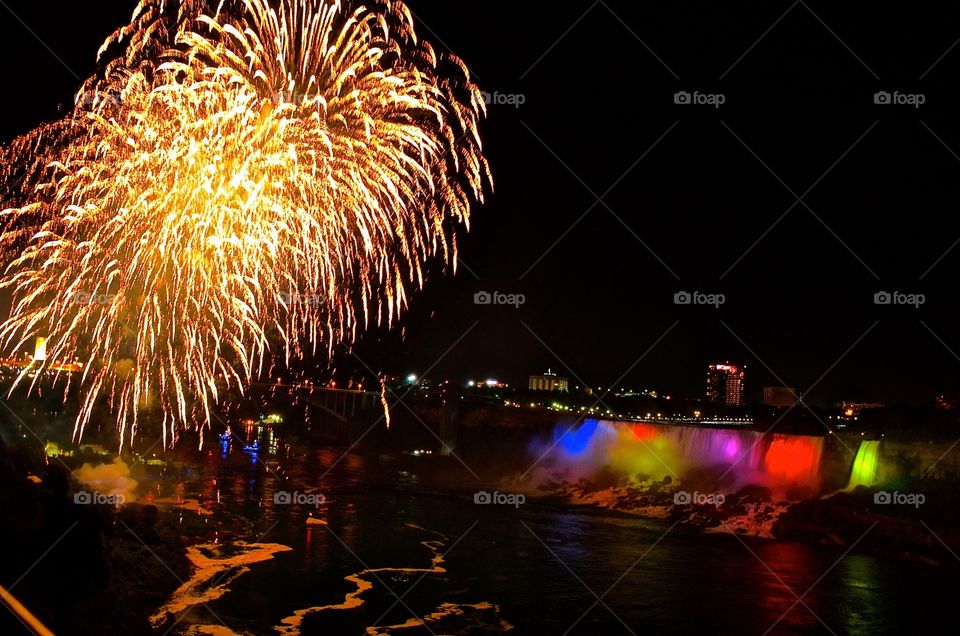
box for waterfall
[847,439,882,488]
[535,419,826,488]
[762,434,824,486]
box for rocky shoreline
[516,472,960,566]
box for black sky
[2,1,960,405]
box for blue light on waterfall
[558,419,599,455]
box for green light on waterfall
[848,440,881,488]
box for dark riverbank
[0,438,198,635]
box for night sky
[3,1,960,405]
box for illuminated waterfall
[535,420,826,489]
[847,440,882,488]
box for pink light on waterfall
[722,437,740,459]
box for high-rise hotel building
[706,363,745,406]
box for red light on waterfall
[764,437,820,482]
[630,423,658,441]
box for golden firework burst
[0,0,490,448]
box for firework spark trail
[0,0,489,448]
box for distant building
[34,336,47,362]
[621,389,658,398]
[529,369,569,392]
[762,386,799,408]
[470,379,508,389]
[706,363,744,406]
[0,341,82,374]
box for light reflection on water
[139,431,956,635]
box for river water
[139,428,956,635]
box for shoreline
[498,477,960,567]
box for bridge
[309,387,381,422]
[251,382,382,423]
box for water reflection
[135,429,956,636]
[751,541,828,633]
